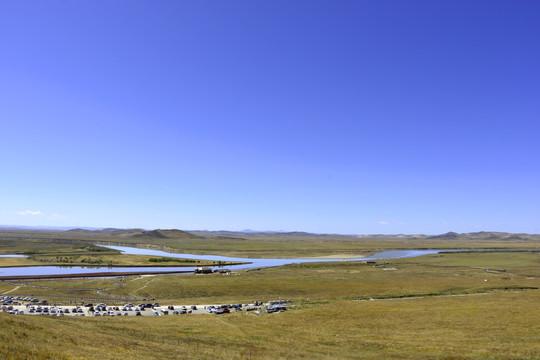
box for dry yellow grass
[0,291,539,359]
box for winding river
[0,246,457,278]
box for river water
[0,246,456,277]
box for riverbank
[0,269,194,281]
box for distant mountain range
[0,225,105,231]
[354,231,540,240]
[425,231,536,240]
[1,226,539,241]
[65,228,199,239]
[65,229,540,241]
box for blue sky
[1,0,539,234]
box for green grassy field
[0,291,538,359]
[0,230,539,359]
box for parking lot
[1,295,288,317]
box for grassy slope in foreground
[0,291,539,359]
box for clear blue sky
[1,0,539,234]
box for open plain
[0,229,539,359]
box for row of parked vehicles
[86,303,199,316]
[0,301,200,317]
[205,304,244,314]
[1,295,45,306]
[12,305,86,316]
[2,298,289,316]
[203,302,287,314]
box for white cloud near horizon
[378,221,389,225]
[50,213,67,220]
[17,210,43,216]
[16,210,66,220]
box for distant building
[194,267,213,274]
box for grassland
[0,229,539,359]
[0,291,539,360]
